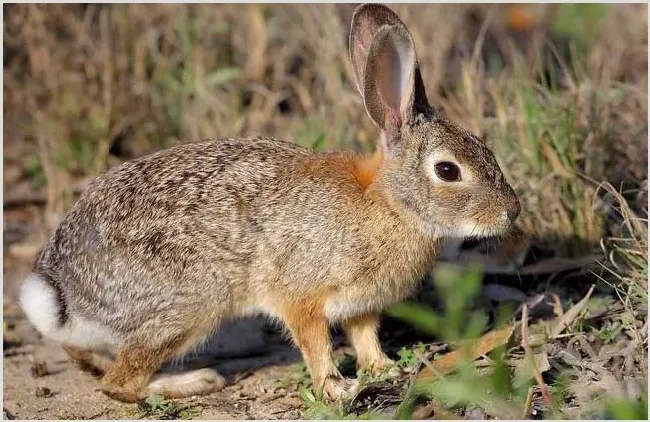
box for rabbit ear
[349,4,403,96]
[349,4,429,131]
[362,25,418,143]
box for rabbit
[19,3,520,403]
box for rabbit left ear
[362,24,417,133]
[349,3,430,129]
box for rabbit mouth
[446,216,513,240]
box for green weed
[603,392,648,420]
[276,362,312,391]
[394,342,427,370]
[25,155,46,188]
[137,393,196,420]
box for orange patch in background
[506,5,536,32]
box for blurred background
[3,3,647,244]
[2,4,648,419]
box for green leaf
[145,393,167,410]
[387,303,441,336]
[605,394,648,420]
[300,387,316,404]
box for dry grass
[4,4,647,239]
[3,3,648,419]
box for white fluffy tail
[19,273,118,353]
[19,273,65,341]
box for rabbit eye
[434,161,461,182]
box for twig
[413,349,445,380]
[522,386,534,419]
[261,392,284,404]
[549,284,596,339]
[521,304,554,413]
[551,293,564,317]
[231,368,256,384]
[416,325,514,382]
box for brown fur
[63,345,111,377]
[344,313,392,374]
[279,291,340,396]
[22,4,520,403]
[101,339,185,403]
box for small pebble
[35,387,51,398]
[30,362,48,378]
[284,410,300,419]
[465,407,486,420]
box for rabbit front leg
[281,302,358,401]
[344,313,399,377]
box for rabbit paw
[148,368,226,399]
[363,356,403,378]
[322,376,359,402]
[101,382,145,403]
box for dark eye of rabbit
[434,161,461,182]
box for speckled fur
[21,4,520,403]
[34,137,438,336]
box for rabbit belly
[325,297,375,322]
[323,288,404,322]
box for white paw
[148,368,226,398]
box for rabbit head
[350,4,520,240]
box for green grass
[137,393,197,419]
[394,342,427,370]
[388,265,538,419]
[604,392,648,420]
[483,61,620,256]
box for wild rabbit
[20,3,520,403]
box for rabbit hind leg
[100,314,225,403]
[63,344,113,377]
[100,335,190,403]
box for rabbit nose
[506,199,521,223]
